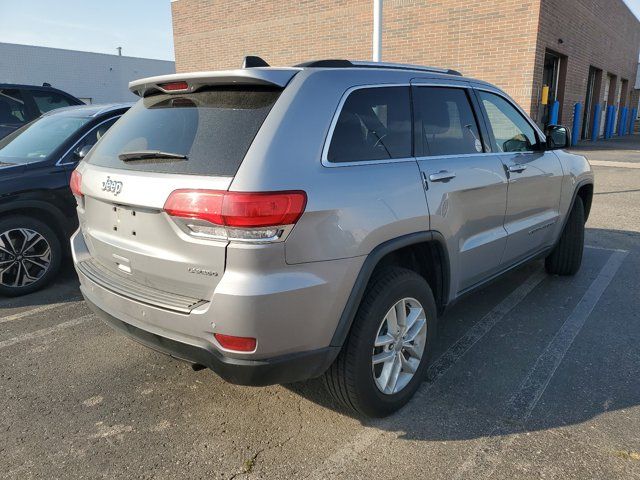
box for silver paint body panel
[72,66,593,361]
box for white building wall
[0,42,175,104]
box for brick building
[171,0,640,138]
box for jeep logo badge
[102,176,123,196]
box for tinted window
[479,91,537,153]
[327,87,411,163]
[32,91,75,114]
[0,89,27,125]
[86,87,281,176]
[415,87,483,156]
[0,115,90,163]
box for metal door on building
[600,74,614,137]
[614,80,623,132]
[582,67,600,139]
[540,51,561,126]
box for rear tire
[545,197,585,276]
[0,215,62,297]
[324,267,437,417]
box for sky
[625,0,640,20]
[0,0,175,61]
[1,0,640,62]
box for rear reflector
[159,81,189,91]
[214,333,256,352]
[70,170,82,197]
[164,190,307,229]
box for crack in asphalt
[227,397,306,479]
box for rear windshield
[86,86,281,176]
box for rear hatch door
[77,85,283,301]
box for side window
[327,87,411,163]
[0,89,28,124]
[31,91,75,114]
[415,87,483,156]
[61,117,119,164]
[478,91,537,153]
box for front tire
[0,215,62,297]
[324,267,437,417]
[545,197,585,276]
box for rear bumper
[84,294,339,386]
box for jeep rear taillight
[164,189,307,242]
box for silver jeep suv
[70,58,593,417]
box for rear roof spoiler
[129,68,301,97]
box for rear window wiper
[118,150,188,162]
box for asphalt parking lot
[2,137,640,480]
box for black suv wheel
[545,197,585,276]
[0,215,62,296]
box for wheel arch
[0,200,73,250]
[576,182,593,221]
[330,231,450,347]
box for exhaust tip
[191,363,206,371]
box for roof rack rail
[295,59,462,76]
[295,59,354,68]
[353,61,462,76]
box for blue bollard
[623,107,629,135]
[618,107,626,136]
[571,103,581,146]
[607,106,617,139]
[604,106,612,139]
[549,100,560,125]
[592,103,601,142]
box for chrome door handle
[428,170,456,182]
[508,164,527,173]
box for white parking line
[0,300,84,324]
[426,269,547,384]
[452,249,628,480]
[589,160,640,169]
[0,314,94,350]
[586,244,628,253]
[307,268,547,479]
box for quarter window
[414,87,483,156]
[478,91,537,153]
[327,87,411,163]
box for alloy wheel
[0,228,52,288]
[372,297,427,395]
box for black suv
[0,103,130,296]
[0,84,84,140]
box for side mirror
[75,144,94,160]
[545,125,571,150]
